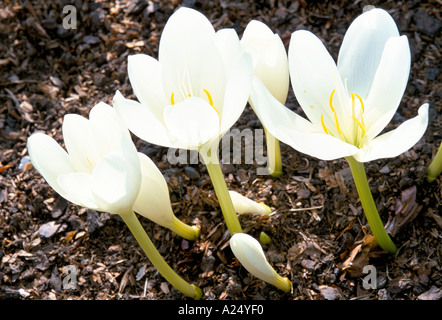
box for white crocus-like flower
[241,20,289,105]
[114,7,253,152]
[230,233,291,292]
[241,20,289,177]
[27,102,141,216]
[250,8,429,163]
[27,102,199,240]
[229,191,271,215]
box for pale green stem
[120,210,202,299]
[200,151,243,234]
[345,156,397,254]
[264,128,283,177]
[169,216,200,241]
[273,274,292,292]
[427,141,442,183]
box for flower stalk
[170,216,200,241]
[200,148,243,234]
[345,156,397,254]
[120,210,202,299]
[427,141,442,183]
[264,128,283,177]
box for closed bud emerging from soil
[230,233,291,292]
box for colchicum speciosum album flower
[229,190,272,215]
[114,7,253,234]
[27,102,201,299]
[230,233,291,292]
[241,20,290,177]
[250,8,429,253]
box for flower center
[320,90,367,147]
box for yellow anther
[329,90,342,134]
[170,92,175,105]
[321,114,329,135]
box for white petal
[289,30,351,135]
[242,20,289,104]
[89,101,137,156]
[250,78,359,161]
[163,96,220,149]
[127,54,168,120]
[219,52,253,134]
[159,7,215,99]
[214,28,242,76]
[57,172,100,210]
[229,191,270,215]
[133,152,174,227]
[363,36,411,141]
[90,152,141,215]
[338,8,400,98]
[62,113,111,173]
[113,90,180,149]
[197,37,227,113]
[230,233,277,284]
[354,104,429,162]
[27,133,77,202]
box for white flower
[114,7,253,151]
[241,20,289,105]
[229,191,271,215]
[250,8,429,162]
[230,233,291,291]
[28,102,199,238]
[27,102,141,216]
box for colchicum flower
[230,233,291,292]
[115,7,253,234]
[27,102,201,299]
[241,20,289,177]
[229,190,271,215]
[250,8,429,253]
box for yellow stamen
[203,88,213,107]
[170,92,175,105]
[329,90,342,134]
[354,93,364,114]
[321,114,329,135]
[352,116,366,136]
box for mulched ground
[0,0,440,300]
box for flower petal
[163,96,220,149]
[250,78,359,161]
[90,152,141,215]
[113,90,180,149]
[62,113,111,174]
[289,30,351,135]
[214,28,242,76]
[127,54,168,120]
[337,8,400,99]
[363,36,411,141]
[27,133,77,202]
[89,102,137,156]
[219,52,253,134]
[159,7,215,100]
[354,104,429,162]
[57,172,100,210]
[242,20,289,104]
[133,152,175,227]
